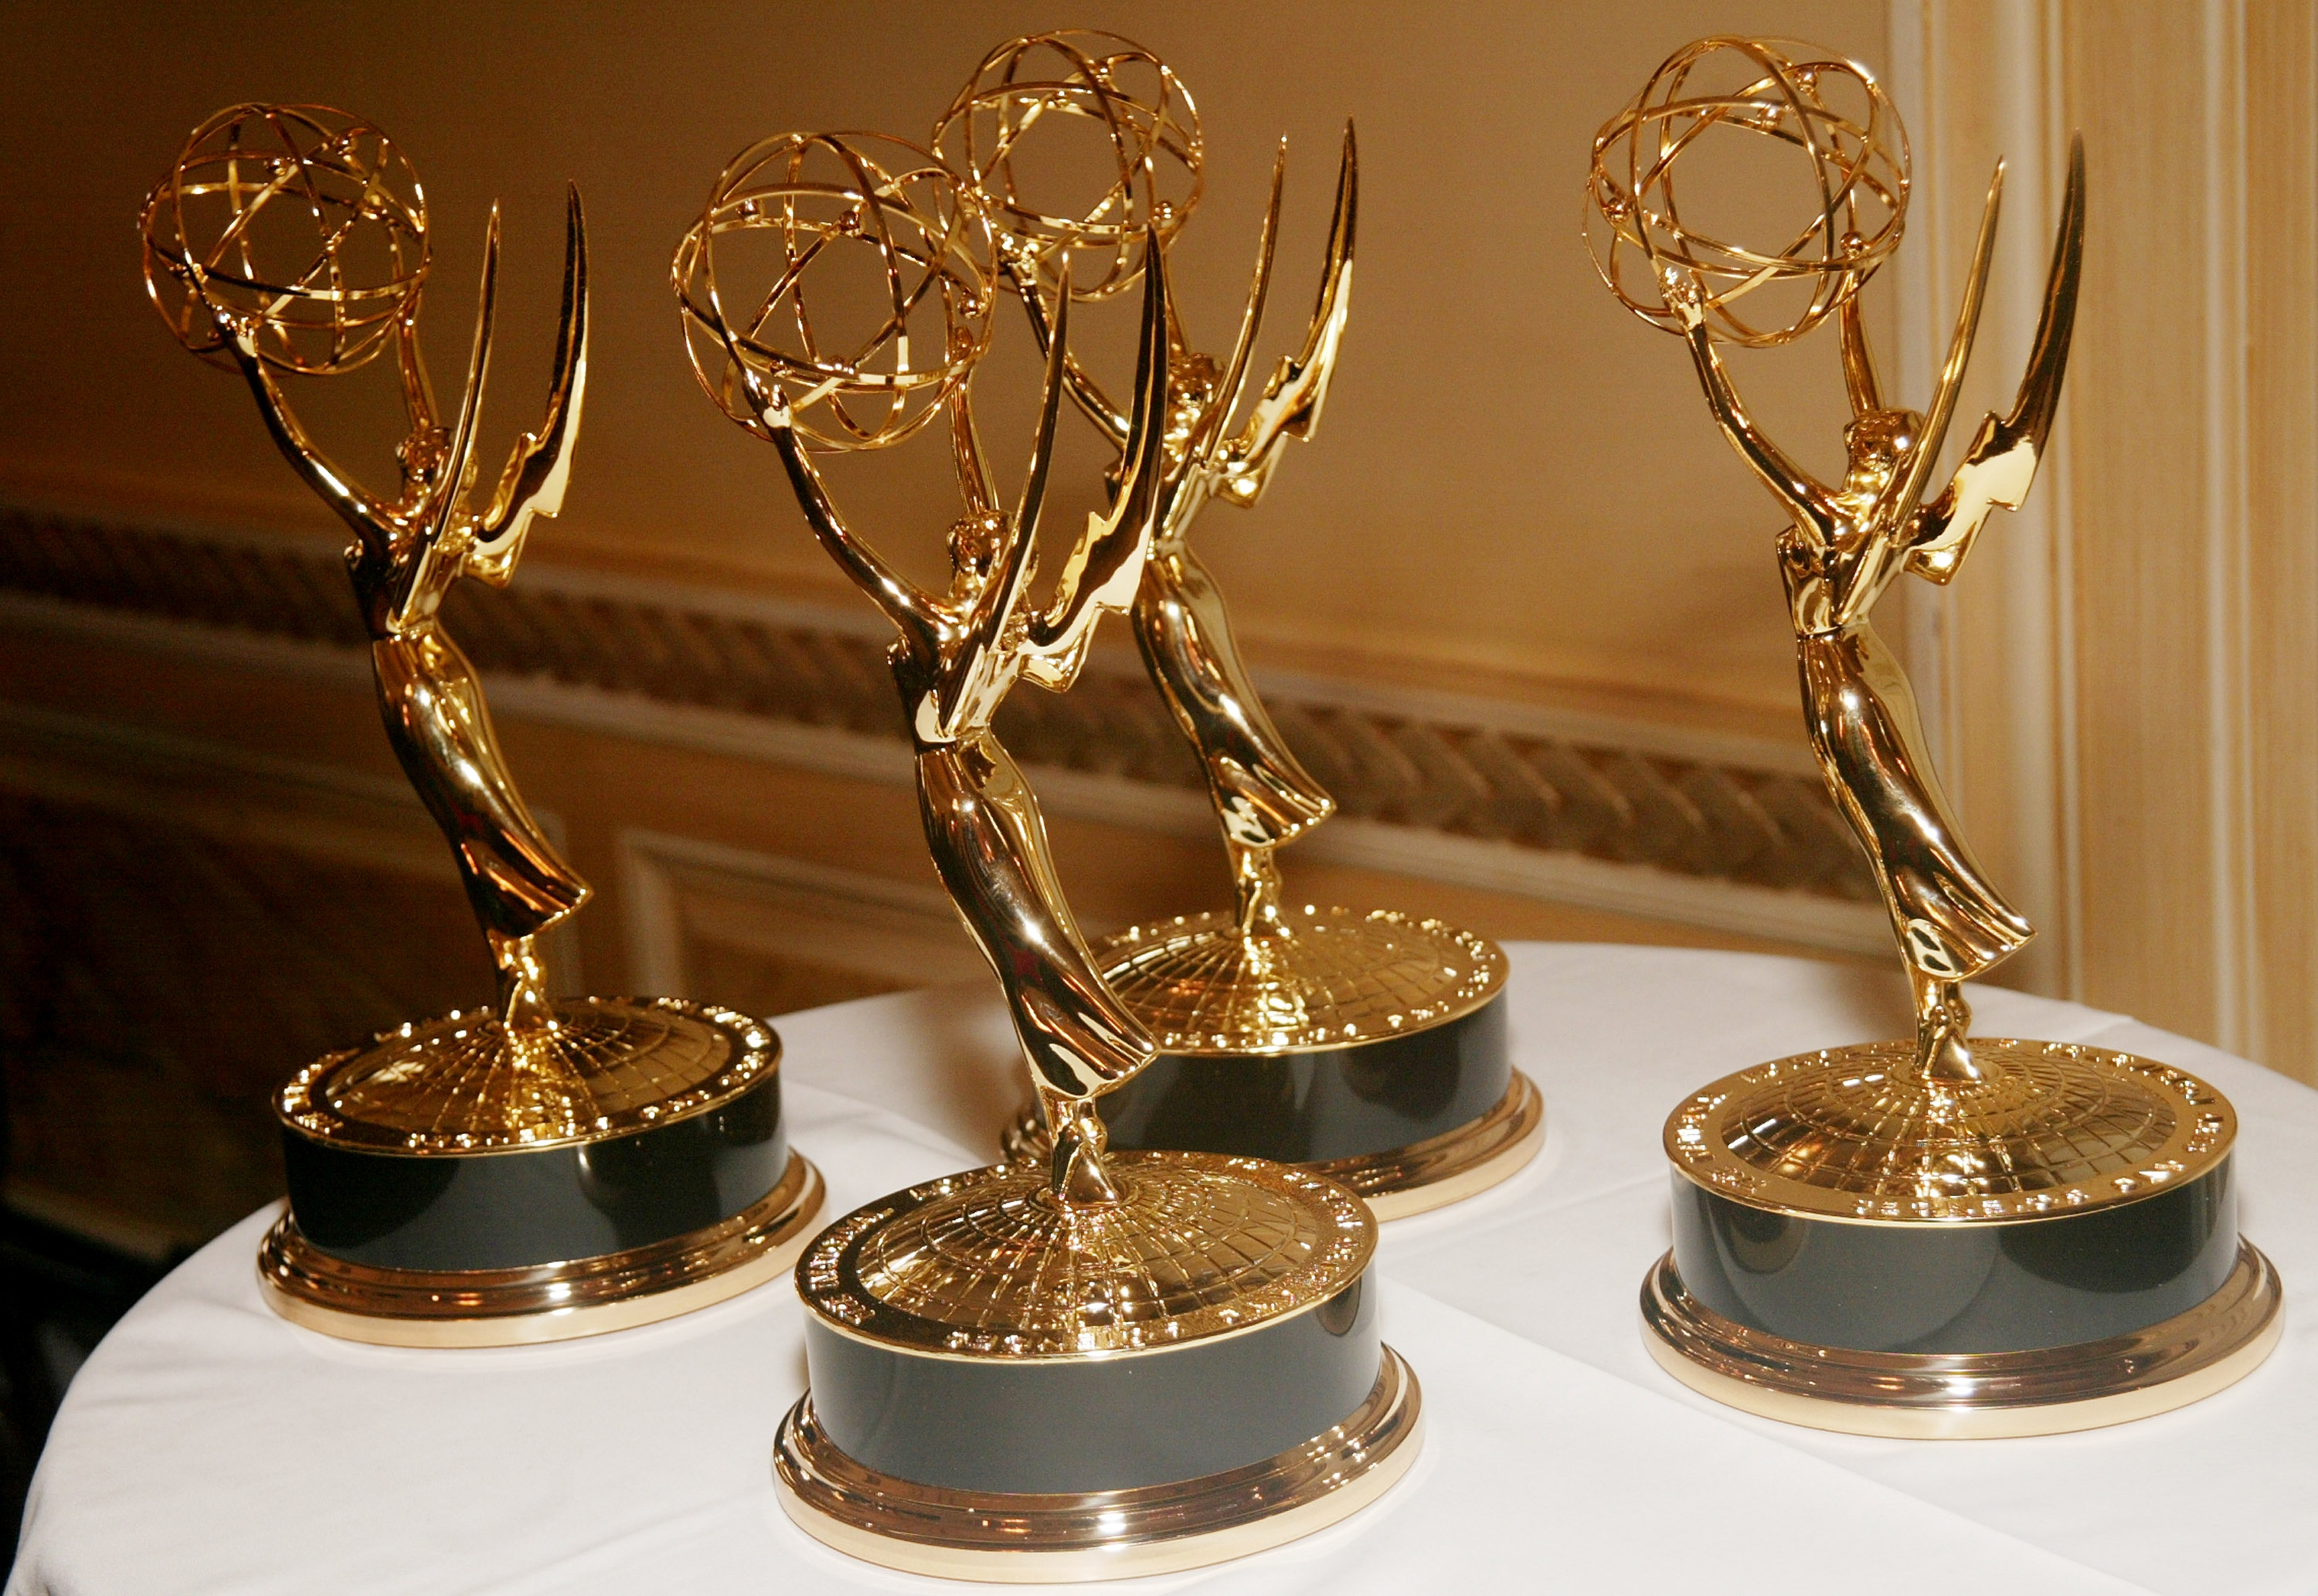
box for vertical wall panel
[2246,1,2318,1075]
[1906,0,2318,1078]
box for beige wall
[15,4,2315,1075]
[6,0,1889,735]
[1891,0,2318,1075]
[5,3,2316,1252]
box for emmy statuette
[939,32,1538,1221]
[1586,40,2281,1436]
[143,105,821,1346]
[675,128,1419,1580]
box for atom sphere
[935,29,1201,303]
[1586,38,1908,348]
[142,103,429,375]
[674,131,994,453]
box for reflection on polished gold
[681,85,1419,1577]
[800,1149,1371,1357]
[1310,1071,1545,1219]
[259,1150,824,1348]
[940,42,1531,1227]
[139,104,700,1128]
[935,32,1201,304]
[1001,1062,1548,1221]
[1100,906,1503,1054]
[1587,39,1906,348]
[936,36,1382,1017]
[1670,1039,2233,1223]
[773,1348,1422,1581]
[1641,1243,2282,1438]
[1594,39,2281,1431]
[1589,39,2084,1103]
[675,127,1173,1204]
[146,110,824,1339]
[277,998,780,1153]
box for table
[13,946,2315,1594]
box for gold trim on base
[1097,909,1507,1056]
[1666,1038,2233,1225]
[1640,1240,2283,1438]
[1002,1071,1545,1221]
[773,1346,1422,1582]
[258,1153,824,1347]
[1341,1071,1545,1220]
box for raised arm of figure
[764,407,947,673]
[1217,122,1353,506]
[1907,139,2085,584]
[467,187,589,587]
[229,338,399,565]
[1008,247,1132,450]
[1020,239,1173,683]
[1672,279,1840,544]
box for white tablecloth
[14,945,2316,1594]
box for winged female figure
[1669,141,2085,1084]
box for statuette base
[1641,1241,2282,1438]
[1004,1068,1543,1219]
[773,1347,1422,1582]
[258,1153,822,1346]
[1004,911,1530,1215]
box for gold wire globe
[1585,37,1908,347]
[673,131,994,452]
[933,29,1201,301]
[141,103,429,375]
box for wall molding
[0,698,588,990]
[616,829,982,1002]
[0,503,1887,954]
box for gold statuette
[144,105,820,1346]
[937,32,1539,1219]
[1588,39,2279,1435]
[676,122,1419,1580]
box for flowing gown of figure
[1670,144,2083,1075]
[1011,131,1356,923]
[757,252,1174,1189]
[229,195,592,1016]
[1779,513,2031,981]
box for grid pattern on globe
[141,103,428,375]
[280,1000,775,1153]
[1099,908,1505,1054]
[673,131,992,451]
[933,29,1201,302]
[1669,1040,2234,1221]
[817,1153,1373,1356]
[1585,37,1906,348]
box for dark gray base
[1669,1158,2242,1355]
[804,1275,1378,1494]
[1098,997,1508,1164]
[281,1072,788,1272]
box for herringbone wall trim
[0,505,1876,904]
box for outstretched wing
[1193,137,1285,470]
[429,205,501,551]
[1907,138,2085,583]
[1018,234,1172,688]
[1216,121,1355,507]
[467,186,589,579]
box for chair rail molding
[0,504,1893,958]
